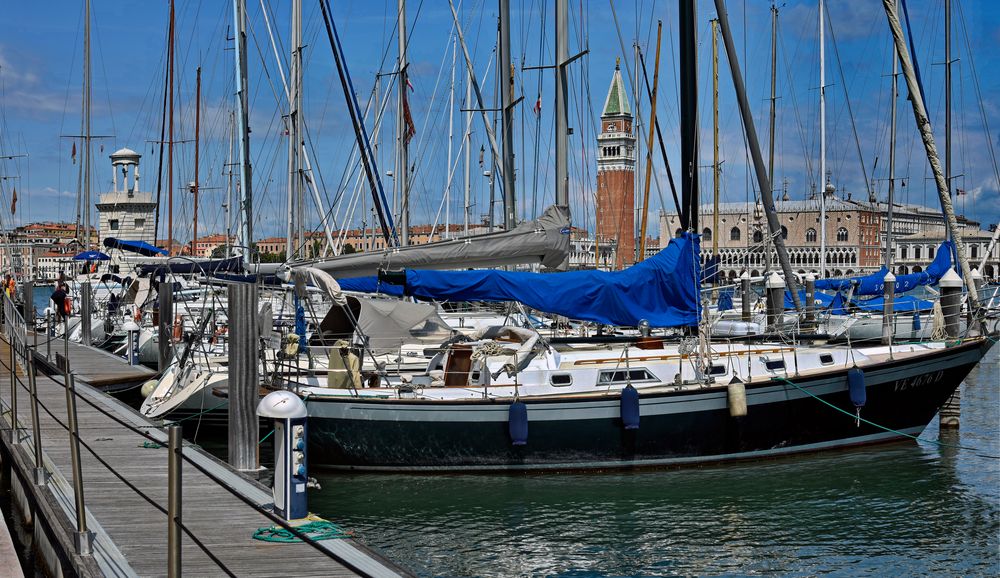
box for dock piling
[939,267,963,429]
[80,281,92,346]
[804,273,816,328]
[882,271,896,346]
[740,271,751,323]
[45,310,51,361]
[167,424,182,577]
[158,283,174,371]
[765,272,785,331]
[228,282,259,472]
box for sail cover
[388,233,701,328]
[300,204,571,277]
[814,241,952,295]
[103,237,169,256]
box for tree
[342,243,357,254]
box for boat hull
[306,339,991,471]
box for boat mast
[226,111,235,258]
[880,0,979,310]
[464,66,472,235]
[712,18,719,262]
[192,66,201,257]
[286,0,301,259]
[446,37,456,239]
[84,0,92,250]
[554,0,569,209]
[398,0,410,245]
[819,0,826,278]
[885,2,897,271]
[499,0,516,230]
[766,4,777,271]
[714,0,803,311]
[233,0,254,264]
[679,0,698,233]
[945,0,953,251]
[167,0,175,256]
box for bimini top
[103,237,169,257]
[815,240,953,296]
[382,232,702,328]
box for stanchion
[63,370,94,555]
[168,425,182,577]
[27,356,47,486]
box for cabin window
[598,368,657,385]
[763,358,785,371]
[550,374,573,387]
[819,353,834,365]
[709,364,726,376]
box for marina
[0,0,999,576]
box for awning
[73,250,110,261]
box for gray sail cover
[300,204,570,276]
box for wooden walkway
[27,331,155,390]
[0,337,406,577]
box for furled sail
[814,241,953,295]
[297,204,571,278]
[383,233,701,328]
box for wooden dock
[0,334,407,577]
[27,331,156,390]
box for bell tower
[596,62,636,269]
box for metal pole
[27,357,47,486]
[21,280,33,326]
[64,373,93,555]
[8,334,17,438]
[945,0,952,248]
[499,0,516,230]
[46,310,51,361]
[167,424,182,577]
[886,1,898,271]
[679,0,699,233]
[158,283,174,371]
[711,19,719,259]
[398,0,410,245]
[639,21,663,260]
[819,0,827,279]
[464,69,472,235]
[766,5,778,272]
[228,282,259,471]
[234,0,255,264]
[713,0,802,311]
[80,280,92,346]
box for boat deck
[0,336,406,577]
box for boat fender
[140,379,158,399]
[848,368,866,408]
[912,311,921,331]
[620,385,640,430]
[727,376,748,418]
[508,401,528,446]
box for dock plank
[27,331,155,389]
[0,337,405,577]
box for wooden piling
[228,282,259,472]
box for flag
[533,94,542,117]
[10,187,16,214]
[478,145,484,167]
[406,77,414,92]
[956,188,966,196]
[402,91,416,145]
[71,142,77,164]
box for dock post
[63,372,94,554]
[167,425,182,577]
[80,280,92,346]
[939,267,963,429]
[765,272,785,332]
[27,357,47,486]
[158,282,174,371]
[969,268,984,334]
[228,282,259,472]
[881,271,896,346]
[45,310,51,361]
[740,271,752,323]
[7,334,17,441]
[21,279,33,326]
[804,273,816,329]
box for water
[307,346,1000,577]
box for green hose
[253,520,352,542]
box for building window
[928,246,935,259]
[702,227,712,241]
[780,225,788,240]
[901,246,908,259]
[753,230,763,243]
[730,227,741,241]
[914,246,921,260]
[134,218,145,229]
[971,244,979,259]
[109,219,119,231]
[806,228,817,243]
[836,227,848,242]
[675,228,683,238]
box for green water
[307,347,1000,577]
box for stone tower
[596,63,636,269]
[96,148,157,251]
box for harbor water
[308,345,999,576]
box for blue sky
[0,0,998,244]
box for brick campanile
[596,62,636,269]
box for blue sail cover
[338,276,405,297]
[103,237,169,256]
[853,295,934,313]
[814,241,952,295]
[393,233,701,328]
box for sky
[0,0,998,246]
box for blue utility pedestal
[257,390,309,520]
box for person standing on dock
[50,283,68,323]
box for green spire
[602,62,631,117]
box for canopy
[103,237,169,257]
[814,241,953,295]
[299,204,571,277]
[73,250,110,261]
[386,233,701,328]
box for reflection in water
[309,348,999,576]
